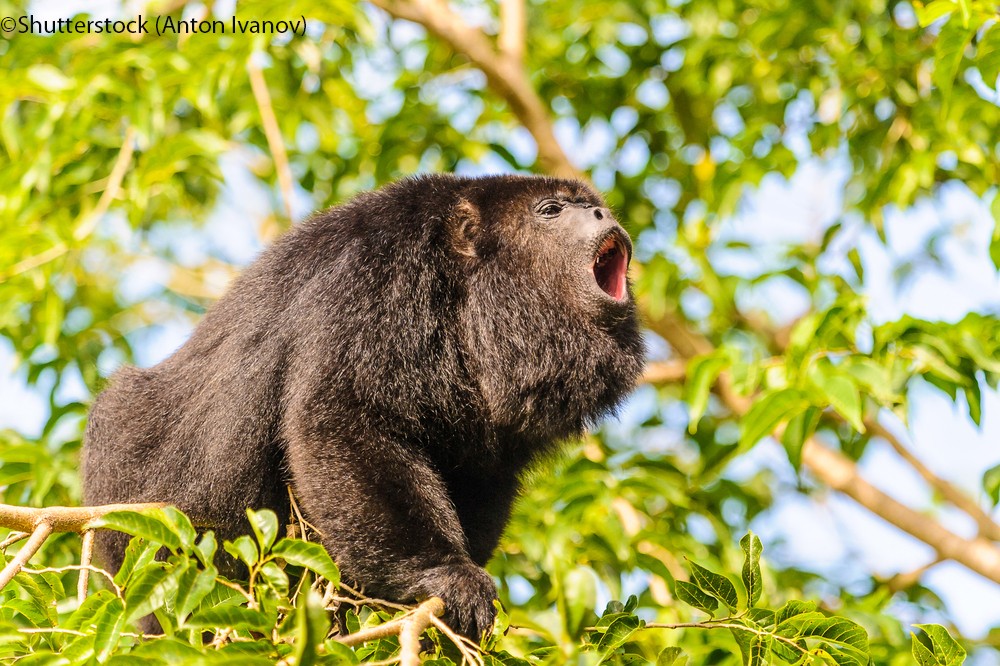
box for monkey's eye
[539,202,563,217]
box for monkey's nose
[594,209,604,220]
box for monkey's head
[444,175,646,440]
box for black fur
[82,174,645,640]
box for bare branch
[641,361,686,384]
[499,0,525,64]
[0,501,168,534]
[865,419,1000,542]
[24,563,121,598]
[368,0,576,178]
[337,596,444,666]
[800,441,1000,585]
[78,530,95,600]
[247,60,295,221]
[0,532,29,551]
[400,598,447,666]
[0,523,53,590]
[881,558,942,593]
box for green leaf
[124,563,179,623]
[187,605,271,633]
[64,590,117,632]
[596,614,642,651]
[224,535,259,569]
[775,600,817,626]
[562,566,597,637]
[195,532,218,567]
[934,18,974,112]
[93,598,126,662]
[259,561,289,597]
[90,511,182,553]
[687,561,739,612]
[993,194,1000,272]
[912,624,966,666]
[247,509,279,554]
[686,353,731,432]
[914,0,957,27]
[292,590,330,666]
[740,531,763,607]
[780,406,821,470]
[777,614,870,666]
[964,381,982,426]
[271,539,340,586]
[728,621,773,666]
[657,647,686,666]
[674,581,717,616]
[175,564,218,620]
[113,537,160,587]
[809,363,864,432]
[157,507,197,553]
[984,463,1000,506]
[739,388,810,449]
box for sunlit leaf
[271,539,340,586]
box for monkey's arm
[283,411,498,641]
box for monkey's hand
[413,561,498,643]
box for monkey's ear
[447,199,480,259]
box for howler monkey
[82,174,645,640]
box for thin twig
[216,578,258,608]
[641,361,687,384]
[429,615,485,666]
[0,523,54,590]
[328,594,412,613]
[78,530,95,599]
[287,486,325,540]
[23,563,121,598]
[74,126,137,241]
[1,245,69,282]
[0,532,29,550]
[641,621,809,657]
[247,60,294,221]
[883,558,943,593]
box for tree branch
[368,0,576,178]
[801,441,1000,584]
[641,360,687,384]
[337,596,445,666]
[78,529,95,600]
[644,311,1000,587]
[0,502,170,592]
[865,418,1000,542]
[0,502,168,534]
[0,523,52,590]
[499,0,525,64]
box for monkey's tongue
[592,237,628,301]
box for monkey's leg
[283,431,498,642]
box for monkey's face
[533,197,632,307]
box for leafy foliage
[2,0,998,662]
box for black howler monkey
[82,174,645,640]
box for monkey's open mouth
[591,232,629,302]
